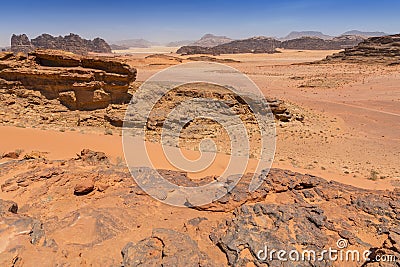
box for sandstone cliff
[0,50,136,110]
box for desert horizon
[0,0,399,266]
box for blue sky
[1,0,399,46]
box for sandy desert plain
[0,45,399,266]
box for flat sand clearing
[0,125,395,190]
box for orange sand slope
[0,125,394,191]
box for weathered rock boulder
[11,33,111,54]
[74,176,95,195]
[0,50,136,110]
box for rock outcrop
[0,151,398,266]
[319,34,400,65]
[178,35,365,55]
[11,33,112,54]
[177,36,281,55]
[207,169,400,266]
[0,49,136,110]
[281,35,365,50]
[124,82,302,155]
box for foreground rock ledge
[0,151,398,266]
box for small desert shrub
[369,169,379,181]
[104,129,113,135]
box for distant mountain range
[177,34,369,55]
[166,40,194,47]
[190,34,233,47]
[281,30,389,41]
[281,31,333,40]
[112,38,159,49]
[111,34,233,49]
[341,30,388,37]
[110,30,392,50]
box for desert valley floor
[0,48,399,266]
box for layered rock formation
[11,33,112,54]
[319,34,400,65]
[0,50,136,110]
[0,151,398,266]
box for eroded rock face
[207,169,400,266]
[0,50,136,110]
[11,33,111,55]
[319,34,400,65]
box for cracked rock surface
[0,150,398,266]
